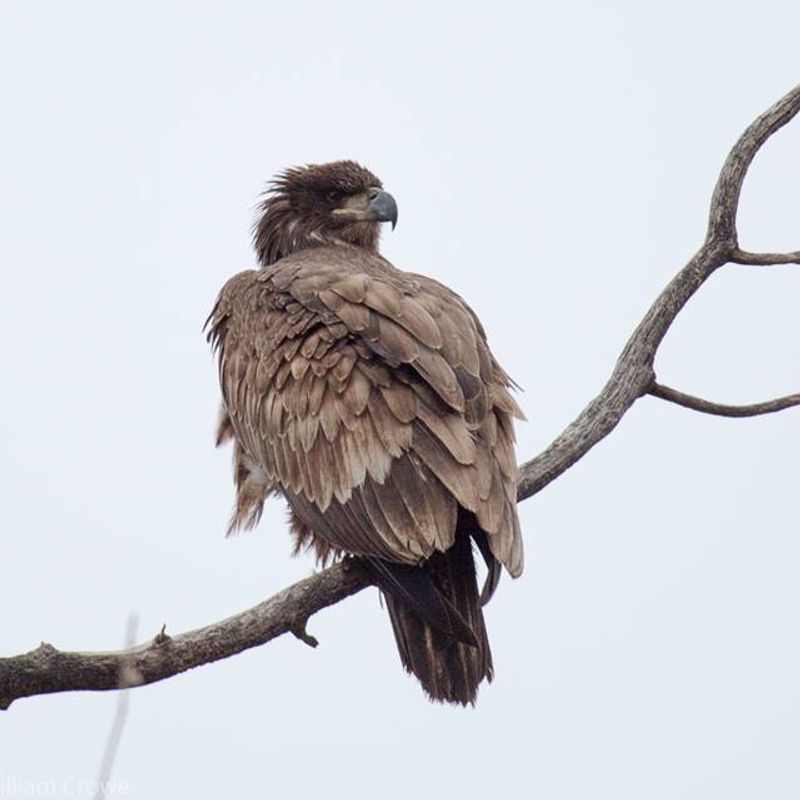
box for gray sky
[2,1,799,798]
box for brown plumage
[207,160,524,705]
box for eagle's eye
[325,190,342,204]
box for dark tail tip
[385,594,493,705]
[375,532,494,705]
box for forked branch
[2,82,799,710]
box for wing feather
[207,246,523,575]
[395,296,443,349]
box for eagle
[206,161,524,705]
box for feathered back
[207,246,524,576]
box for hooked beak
[366,188,398,230]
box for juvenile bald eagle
[207,161,524,705]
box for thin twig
[730,248,800,266]
[649,383,800,417]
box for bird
[206,160,524,705]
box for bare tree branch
[2,82,799,710]
[649,382,800,417]
[706,83,800,244]
[730,248,800,266]
[518,81,800,500]
[0,560,372,710]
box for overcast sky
[2,1,799,798]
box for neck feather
[253,197,380,266]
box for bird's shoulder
[215,246,472,316]
[209,245,522,418]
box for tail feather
[367,556,478,647]
[471,526,503,606]
[373,527,494,705]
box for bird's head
[253,160,398,266]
